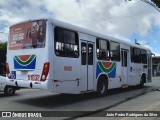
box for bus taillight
[6,63,11,79]
[40,62,50,81]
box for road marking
[119,102,160,120]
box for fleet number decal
[64,66,72,71]
[28,75,40,81]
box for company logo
[14,55,36,69]
[96,62,116,78]
[1,112,42,118]
[2,112,11,117]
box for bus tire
[4,86,16,96]
[97,76,108,96]
[139,75,146,88]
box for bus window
[135,48,141,63]
[96,38,109,60]
[110,41,120,61]
[88,44,93,65]
[81,42,87,65]
[54,27,79,58]
[130,47,134,62]
[121,50,127,67]
[141,49,147,64]
[131,47,141,63]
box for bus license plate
[21,71,28,75]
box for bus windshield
[9,20,46,50]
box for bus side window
[134,48,141,63]
[131,47,141,63]
[54,27,79,58]
[136,48,141,63]
[131,47,134,62]
[88,44,93,65]
[141,49,147,64]
[96,38,109,60]
[81,42,87,65]
[110,41,120,61]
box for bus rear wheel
[97,76,108,96]
[139,75,146,88]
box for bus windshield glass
[9,20,46,50]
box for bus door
[121,49,129,85]
[81,41,94,91]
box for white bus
[6,18,152,96]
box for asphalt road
[0,77,160,120]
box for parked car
[0,76,20,96]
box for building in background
[152,56,160,76]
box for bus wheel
[4,86,16,96]
[139,75,146,88]
[97,76,108,96]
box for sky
[0,0,160,56]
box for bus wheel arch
[96,74,108,96]
[139,73,146,88]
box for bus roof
[10,18,150,51]
[52,18,150,51]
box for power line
[141,0,160,12]
[71,11,157,23]
[107,11,157,21]
[126,0,160,12]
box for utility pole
[125,0,160,12]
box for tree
[0,42,7,50]
[0,41,7,76]
[151,0,160,8]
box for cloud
[138,39,160,56]
[153,51,160,56]
[0,27,9,42]
[138,15,153,36]
[0,0,160,43]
